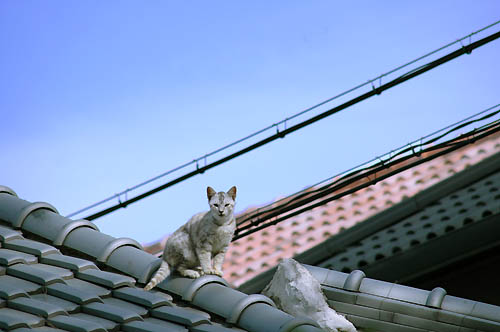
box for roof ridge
[0,187,323,332]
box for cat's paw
[204,268,222,276]
[179,269,201,278]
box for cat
[144,186,237,291]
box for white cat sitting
[144,186,237,291]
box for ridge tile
[77,269,135,289]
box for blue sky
[2,1,500,244]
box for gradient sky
[2,1,500,244]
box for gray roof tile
[112,286,173,308]
[191,324,246,332]
[0,225,23,243]
[7,263,67,285]
[0,275,41,298]
[3,238,59,257]
[101,297,149,317]
[31,293,80,313]
[47,314,107,332]
[70,312,119,332]
[35,263,74,279]
[8,296,67,318]
[306,264,500,332]
[40,253,98,272]
[77,268,135,289]
[0,307,44,329]
[64,277,111,298]
[127,317,189,332]
[82,301,143,323]
[11,327,69,332]
[46,282,103,305]
[0,248,37,266]
[151,305,211,326]
[122,319,188,332]
[0,280,28,300]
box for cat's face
[207,186,237,222]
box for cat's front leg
[212,251,226,277]
[196,248,218,275]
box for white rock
[262,258,357,332]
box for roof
[0,186,323,332]
[223,133,500,288]
[304,264,500,332]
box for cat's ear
[207,186,216,200]
[227,186,237,200]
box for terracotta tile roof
[144,133,500,288]
[222,133,500,287]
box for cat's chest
[205,223,235,250]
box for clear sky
[2,1,500,244]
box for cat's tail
[144,261,171,291]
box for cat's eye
[213,204,219,207]
[225,204,230,207]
